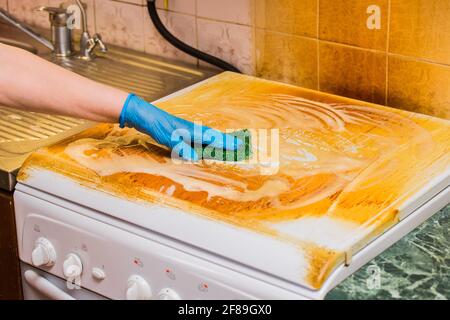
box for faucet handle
[36,6,73,26]
[85,33,107,55]
[93,33,107,53]
[36,6,68,14]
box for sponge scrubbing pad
[195,129,252,162]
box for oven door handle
[24,269,76,300]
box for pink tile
[0,0,7,10]
[155,0,195,15]
[8,0,51,28]
[58,0,96,34]
[6,0,95,32]
[197,0,253,25]
[95,0,144,52]
[144,8,197,64]
[197,18,254,74]
[47,0,63,5]
[118,0,146,5]
[80,0,96,33]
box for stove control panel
[14,190,301,300]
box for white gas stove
[14,73,450,300]
[14,179,449,300]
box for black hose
[146,0,241,73]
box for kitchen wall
[1,0,448,118]
[256,0,450,119]
[0,0,255,72]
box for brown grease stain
[304,245,344,289]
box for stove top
[17,72,450,290]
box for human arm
[0,43,126,122]
[0,44,241,160]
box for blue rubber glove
[119,94,242,161]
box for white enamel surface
[17,169,311,289]
[272,216,372,251]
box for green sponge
[195,129,252,162]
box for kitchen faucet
[0,1,106,60]
[75,0,107,60]
[38,6,74,56]
[0,8,55,52]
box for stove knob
[158,288,181,300]
[63,253,83,279]
[31,237,56,267]
[126,275,152,300]
[92,267,106,281]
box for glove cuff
[119,93,136,128]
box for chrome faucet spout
[1,2,105,60]
[75,0,88,33]
[76,0,107,60]
[0,8,54,51]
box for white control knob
[63,253,83,279]
[92,267,106,281]
[126,275,152,300]
[158,288,181,300]
[31,237,56,267]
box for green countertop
[326,205,450,300]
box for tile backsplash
[95,0,145,52]
[2,0,448,118]
[319,0,389,50]
[144,9,197,64]
[256,29,318,89]
[255,0,450,119]
[318,42,387,105]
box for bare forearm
[0,43,128,122]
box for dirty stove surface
[18,72,450,291]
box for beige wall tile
[144,9,197,64]
[255,0,317,38]
[388,57,450,119]
[119,0,146,5]
[197,0,252,25]
[95,0,144,52]
[83,0,96,33]
[319,42,386,104]
[155,0,195,15]
[60,0,96,34]
[8,0,51,28]
[48,0,64,5]
[4,0,96,33]
[319,0,388,50]
[390,0,450,65]
[256,29,318,89]
[197,18,254,74]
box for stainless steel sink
[0,37,38,54]
[0,21,217,191]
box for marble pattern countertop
[327,205,450,300]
